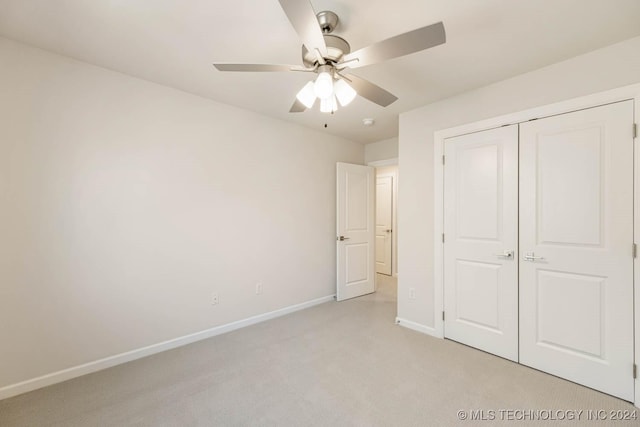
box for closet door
[519,101,634,401]
[444,125,519,361]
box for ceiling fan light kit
[313,65,334,99]
[334,79,357,106]
[213,0,446,114]
[320,96,338,114]
[296,81,316,108]
[296,65,357,114]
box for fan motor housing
[302,34,351,67]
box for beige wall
[365,137,398,164]
[398,36,640,328]
[0,37,363,390]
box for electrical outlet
[211,292,219,305]
[409,288,416,300]
[256,282,263,295]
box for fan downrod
[316,11,339,34]
[302,11,350,68]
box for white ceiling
[1,1,639,144]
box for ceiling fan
[213,0,446,114]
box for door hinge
[633,243,637,259]
[634,123,638,139]
[442,155,445,165]
[442,311,446,321]
[634,364,637,379]
[442,233,445,243]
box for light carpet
[0,274,636,426]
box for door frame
[433,83,640,405]
[371,162,398,278]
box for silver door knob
[523,252,545,261]
[494,250,514,259]
[337,236,350,241]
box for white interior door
[337,162,375,301]
[519,101,634,401]
[443,125,519,362]
[375,175,393,275]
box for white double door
[443,101,634,400]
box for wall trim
[0,294,335,401]
[395,317,440,338]
[367,158,398,167]
[433,82,640,406]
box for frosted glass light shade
[320,95,338,113]
[314,71,334,99]
[296,81,316,109]
[334,79,357,106]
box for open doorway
[335,159,397,301]
[373,164,398,278]
[365,137,399,300]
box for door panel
[455,260,500,331]
[375,176,392,275]
[535,270,605,357]
[537,127,603,245]
[519,100,634,401]
[457,144,500,239]
[346,243,369,283]
[444,125,519,362]
[337,163,375,301]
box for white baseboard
[395,317,441,338]
[0,294,335,401]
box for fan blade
[344,74,398,107]
[342,22,445,69]
[278,0,327,57]
[289,99,307,113]
[213,63,305,72]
